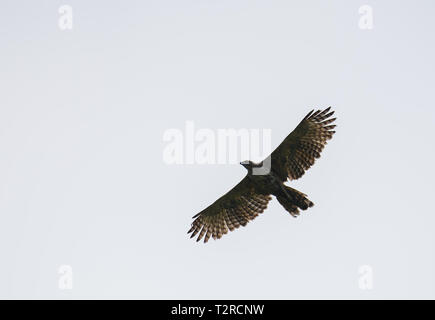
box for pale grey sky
[0,0,434,299]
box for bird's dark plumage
[188,107,336,243]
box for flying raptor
[188,107,336,243]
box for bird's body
[188,107,336,243]
[245,165,281,194]
[240,160,314,217]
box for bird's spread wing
[270,107,336,181]
[188,176,271,243]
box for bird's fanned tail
[276,185,314,217]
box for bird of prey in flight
[188,107,336,243]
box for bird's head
[240,160,253,170]
[240,160,263,173]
